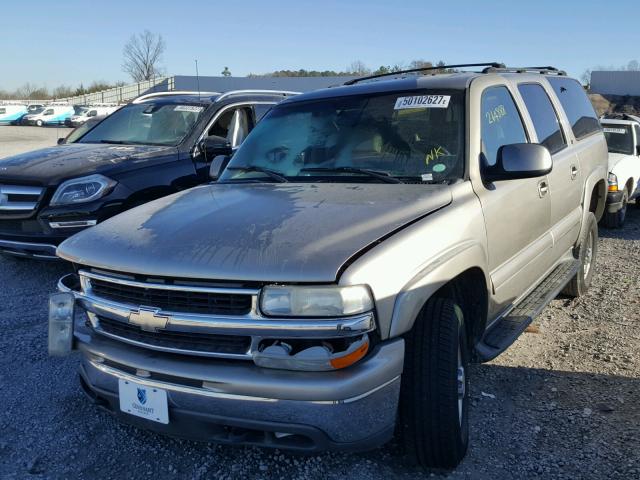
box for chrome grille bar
[0,184,43,212]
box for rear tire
[563,212,598,297]
[400,297,469,470]
[603,190,628,228]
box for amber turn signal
[329,338,370,369]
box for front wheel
[563,212,598,297]
[36,119,43,127]
[400,297,469,470]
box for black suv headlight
[50,174,117,206]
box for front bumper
[75,325,403,451]
[606,190,625,213]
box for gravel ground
[0,209,639,479]
[0,126,73,159]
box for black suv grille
[97,316,251,355]
[90,278,253,315]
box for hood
[608,152,633,171]
[58,183,452,283]
[0,143,177,186]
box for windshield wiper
[99,140,129,144]
[300,167,404,184]
[226,166,289,183]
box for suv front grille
[89,277,253,315]
[0,185,43,214]
[96,316,252,355]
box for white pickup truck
[601,115,640,227]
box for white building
[590,71,640,96]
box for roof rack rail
[132,91,221,104]
[482,66,567,75]
[601,112,640,123]
[343,63,506,86]
[214,90,301,103]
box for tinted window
[635,125,640,149]
[602,123,634,155]
[0,108,5,114]
[548,77,600,140]
[481,86,528,166]
[254,104,274,122]
[518,84,566,154]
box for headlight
[608,172,618,192]
[260,285,374,317]
[50,174,117,206]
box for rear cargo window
[518,83,567,154]
[547,77,600,140]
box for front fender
[388,241,490,337]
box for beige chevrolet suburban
[49,63,608,469]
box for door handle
[538,180,549,198]
[570,165,579,180]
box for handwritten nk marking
[425,146,444,165]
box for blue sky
[2,0,639,90]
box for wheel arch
[388,241,490,348]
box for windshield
[221,90,465,183]
[78,103,205,146]
[602,124,634,154]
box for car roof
[601,118,639,126]
[135,94,217,105]
[281,73,481,104]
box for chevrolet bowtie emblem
[128,307,169,332]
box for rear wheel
[400,297,469,470]
[603,190,628,228]
[563,212,598,297]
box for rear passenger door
[518,83,581,257]
[474,85,553,309]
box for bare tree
[122,30,166,82]
[348,60,371,76]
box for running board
[475,260,580,362]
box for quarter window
[547,77,600,140]
[518,84,566,154]
[481,86,528,166]
[635,125,640,151]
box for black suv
[0,90,297,258]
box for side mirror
[483,143,552,182]
[199,135,232,160]
[209,155,230,181]
[57,137,65,145]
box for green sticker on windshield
[432,163,446,173]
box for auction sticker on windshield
[174,105,204,113]
[394,95,450,109]
[119,378,169,424]
[603,127,626,134]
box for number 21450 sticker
[394,95,450,110]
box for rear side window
[481,86,528,166]
[547,77,600,140]
[518,84,566,154]
[635,125,640,149]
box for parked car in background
[0,90,297,258]
[0,104,28,125]
[18,106,45,125]
[50,65,607,469]
[600,114,640,227]
[22,104,75,126]
[66,104,120,127]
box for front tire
[603,190,628,228]
[563,212,598,297]
[36,119,43,127]
[400,297,469,470]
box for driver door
[473,85,553,313]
